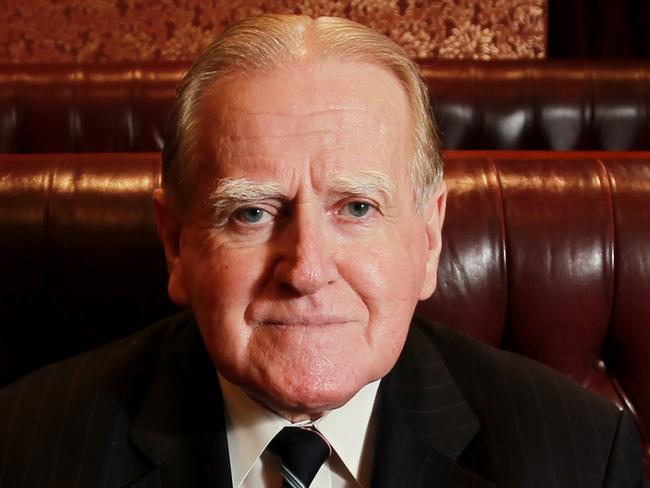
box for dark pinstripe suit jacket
[0,311,645,487]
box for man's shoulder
[402,316,645,487]
[0,311,197,486]
[0,310,195,400]
[410,315,620,419]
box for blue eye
[235,207,269,224]
[346,201,371,218]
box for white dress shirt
[218,374,380,488]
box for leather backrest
[1,60,649,152]
[1,151,648,475]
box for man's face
[155,59,446,418]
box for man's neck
[241,390,331,424]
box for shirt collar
[219,374,380,488]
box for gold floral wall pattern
[0,0,546,63]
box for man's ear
[419,180,448,300]
[153,189,190,306]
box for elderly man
[0,14,645,488]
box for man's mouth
[259,316,350,327]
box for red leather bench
[1,151,648,479]
[2,60,649,153]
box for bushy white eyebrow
[329,170,395,204]
[207,178,285,211]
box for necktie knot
[268,426,332,488]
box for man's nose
[273,206,336,295]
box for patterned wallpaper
[0,0,546,63]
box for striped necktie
[268,426,332,488]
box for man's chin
[246,381,361,422]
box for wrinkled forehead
[195,59,412,179]
[203,57,409,118]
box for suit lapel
[128,316,233,487]
[371,319,495,488]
